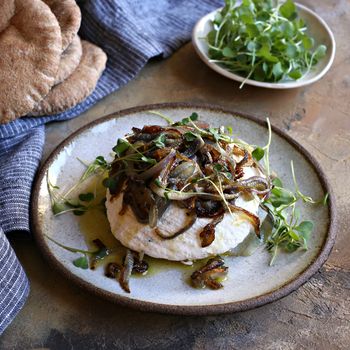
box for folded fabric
[0,0,223,335]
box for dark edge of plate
[31,102,337,316]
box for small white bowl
[192,3,336,89]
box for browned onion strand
[119,249,134,293]
[228,204,261,238]
[199,213,224,248]
[136,149,176,180]
[107,120,272,247]
[155,213,197,240]
[191,256,228,289]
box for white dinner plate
[32,103,336,315]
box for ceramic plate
[32,103,336,315]
[192,4,336,89]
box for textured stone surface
[2,0,350,348]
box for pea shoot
[207,0,327,87]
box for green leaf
[247,41,257,52]
[272,62,284,80]
[295,220,314,240]
[184,131,198,142]
[213,164,223,172]
[73,256,89,269]
[103,177,117,190]
[284,242,300,252]
[313,45,327,61]
[113,139,130,157]
[246,24,259,37]
[258,44,279,63]
[175,113,199,126]
[272,177,283,188]
[209,128,220,142]
[289,69,302,80]
[269,187,295,207]
[285,44,297,58]
[141,156,156,164]
[153,133,166,148]
[79,192,94,202]
[154,178,162,188]
[302,36,314,50]
[252,147,264,161]
[289,230,300,241]
[279,0,297,20]
[52,202,70,215]
[226,126,233,134]
[223,47,235,58]
[95,156,108,166]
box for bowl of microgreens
[192,0,336,89]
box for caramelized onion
[199,214,224,247]
[155,213,197,240]
[123,182,154,223]
[136,149,176,180]
[228,204,261,237]
[191,256,228,289]
[119,249,134,293]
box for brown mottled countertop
[2,0,349,349]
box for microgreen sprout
[148,110,174,125]
[263,160,328,265]
[206,0,327,87]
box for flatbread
[43,0,81,51]
[30,41,107,116]
[55,35,82,84]
[0,1,15,32]
[0,0,62,123]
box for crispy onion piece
[123,182,154,223]
[105,263,121,278]
[195,199,225,218]
[238,176,271,195]
[169,161,199,183]
[135,149,176,180]
[228,204,261,238]
[191,256,228,289]
[199,214,224,247]
[182,137,205,158]
[119,249,134,293]
[131,252,149,274]
[236,149,249,167]
[149,195,169,228]
[150,182,241,201]
[155,213,197,240]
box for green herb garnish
[263,161,327,265]
[207,0,327,87]
[252,147,265,161]
[153,133,166,148]
[174,112,199,126]
[73,256,89,269]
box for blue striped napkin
[0,0,222,335]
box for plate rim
[192,3,336,89]
[31,102,337,315]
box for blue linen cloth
[0,0,222,335]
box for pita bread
[0,0,62,124]
[55,35,82,85]
[43,0,81,51]
[0,1,15,33]
[30,41,107,116]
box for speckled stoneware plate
[192,3,336,89]
[32,103,336,315]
